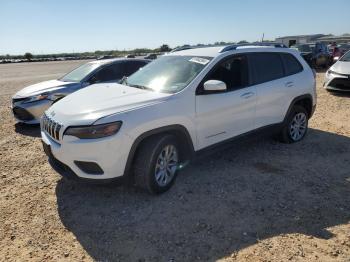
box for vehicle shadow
[14,123,41,138]
[327,90,350,98]
[315,68,328,73]
[55,129,350,261]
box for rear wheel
[279,105,308,143]
[133,134,180,194]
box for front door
[195,55,256,149]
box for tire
[133,134,180,194]
[278,105,308,144]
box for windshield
[340,51,350,62]
[124,55,211,93]
[60,63,100,82]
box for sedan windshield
[60,63,99,82]
[340,51,350,62]
[124,55,211,93]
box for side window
[281,53,303,76]
[249,53,284,85]
[93,63,124,83]
[125,61,148,76]
[205,55,249,91]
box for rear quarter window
[281,53,303,76]
[249,53,284,85]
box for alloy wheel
[289,112,307,141]
[154,145,178,187]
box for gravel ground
[0,61,350,262]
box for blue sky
[1,0,349,55]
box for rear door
[248,52,290,128]
[280,53,305,98]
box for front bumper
[44,142,124,184]
[11,99,52,124]
[324,73,350,92]
[41,130,132,181]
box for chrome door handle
[240,92,254,99]
[285,81,294,87]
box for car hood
[46,83,172,125]
[331,61,350,74]
[13,79,77,98]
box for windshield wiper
[120,77,152,90]
[128,84,152,90]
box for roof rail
[170,45,221,53]
[220,42,287,53]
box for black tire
[278,105,308,144]
[133,134,180,194]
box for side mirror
[119,76,128,84]
[203,80,227,92]
[89,76,98,84]
[81,81,90,87]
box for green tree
[24,52,33,61]
[237,40,249,44]
[159,44,171,52]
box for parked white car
[41,45,316,194]
[324,50,350,92]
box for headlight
[327,70,341,76]
[23,94,49,104]
[64,121,122,139]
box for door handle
[240,92,254,99]
[285,81,294,87]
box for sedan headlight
[23,93,49,104]
[327,70,342,76]
[64,121,122,139]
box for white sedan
[324,51,350,92]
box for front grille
[12,107,35,121]
[41,114,62,141]
[329,77,350,90]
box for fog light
[74,161,104,175]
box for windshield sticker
[189,57,210,65]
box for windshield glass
[340,51,350,61]
[124,55,211,93]
[60,63,100,82]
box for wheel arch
[124,124,195,178]
[284,94,314,122]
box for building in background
[275,34,327,47]
[317,34,350,44]
[276,34,350,47]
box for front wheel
[278,105,308,143]
[133,135,180,194]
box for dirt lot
[0,61,350,262]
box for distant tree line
[0,41,275,60]
[0,44,173,60]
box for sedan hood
[13,79,77,98]
[46,83,171,125]
[331,61,350,74]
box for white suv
[41,45,316,194]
